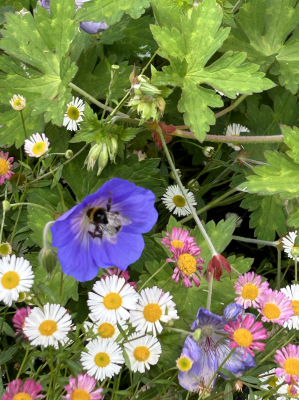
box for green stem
[206,274,213,311]
[60,271,64,303]
[295,258,298,282]
[277,249,281,290]
[0,185,7,243]
[173,130,284,143]
[50,167,66,212]
[180,188,237,224]
[20,110,27,139]
[68,82,129,118]
[16,343,30,379]
[232,235,278,248]
[158,129,217,257]
[258,333,296,365]
[138,261,168,292]
[214,94,248,118]
[165,327,192,336]
[10,202,51,213]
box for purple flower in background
[51,178,158,281]
[40,0,109,35]
[178,304,255,394]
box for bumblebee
[87,197,131,242]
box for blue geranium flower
[178,304,255,394]
[51,178,158,281]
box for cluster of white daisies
[0,260,179,380]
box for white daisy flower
[225,123,250,151]
[23,303,72,348]
[63,96,85,131]
[277,376,299,399]
[0,255,34,306]
[124,332,162,373]
[10,94,26,110]
[24,133,50,158]
[282,231,299,261]
[84,315,127,341]
[161,185,197,217]
[254,369,298,399]
[81,338,125,381]
[87,275,139,323]
[130,286,178,336]
[281,284,299,330]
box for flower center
[263,303,281,320]
[67,106,80,120]
[32,142,47,156]
[134,346,150,362]
[13,394,33,400]
[292,300,299,316]
[39,320,58,336]
[0,243,10,256]
[241,283,259,300]
[233,328,253,347]
[172,195,186,207]
[103,293,122,310]
[143,303,162,322]
[177,356,193,371]
[1,271,20,289]
[94,352,110,367]
[98,322,115,338]
[171,240,183,249]
[178,254,197,275]
[269,376,278,388]
[283,358,299,376]
[0,159,9,175]
[71,389,91,400]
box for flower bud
[192,328,201,341]
[10,94,26,111]
[186,179,200,193]
[203,146,215,157]
[86,143,103,171]
[3,200,10,212]
[65,149,73,159]
[97,144,109,175]
[16,292,27,302]
[39,247,57,279]
[0,242,12,257]
[109,137,118,162]
[169,169,182,181]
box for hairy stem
[232,235,278,248]
[214,94,247,118]
[138,261,168,292]
[277,249,281,290]
[206,274,213,311]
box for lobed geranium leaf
[0,0,79,131]
[221,0,299,93]
[76,0,150,26]
[150,0,275,141]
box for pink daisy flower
[12,306,31,338]
[167,243,204,288]
[224,315,268,357]
[258,289,294,325]
[0,151,14,185]
[103,267,136,290]
[62,374,103,400]
[234,272,269,309]
[275,344,299,385]
[161,227,199,254]
[3,379,44,400]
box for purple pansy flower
[178,304,255,394]
[51,178,158,281]
[41,0,109,35]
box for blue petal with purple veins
[80,21,109,34]
[51,178,158,281]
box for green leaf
[224,383,233,400]
[241,194,286,241]
[150,0,275,140]
[0,344,19,365]
[76,0,150,25]
[221,0,299,93]
[287,204,299,229]
[131,236,167,272]
[0,0,79,125]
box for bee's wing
[100,224,118,244]
[107,212,131,227]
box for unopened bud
[65,149,73,159]
[39,247,57,279]
[97,144,109,175]
[109,137,118,162]
[86,143,103,171]
[16,292,27,302]
[111,65,120,70]
[169,169,182,181]
[203,146,215,157]
[0,242,12,257]
[3,201,10,212]
[192,328,201,341]
[186,179,200,193]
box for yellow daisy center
[288,385,299,396]
[143,303,162,322]
[134,346,150,362]
[39,320,58,336]
[177,356,193,372]
[241,283,259,300]
[13,99,23,108]
[171,240,183,249]
[97,322,115,338]
[284,358,299,376]
[269,376,278,388]
[0,159,9,175]
[67,106,80,120]
[13,394,33,400]
[0,243,11,256]
[94,352,110,367]
[71,389,91,400]
[32,142,47,156]
[1,271,20,289]
[233,328,253,347]
[263,303,281,320]
[178,253,197,275]
[103,293,122,310]
[173,195,186,207]
[292,300,299,316]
